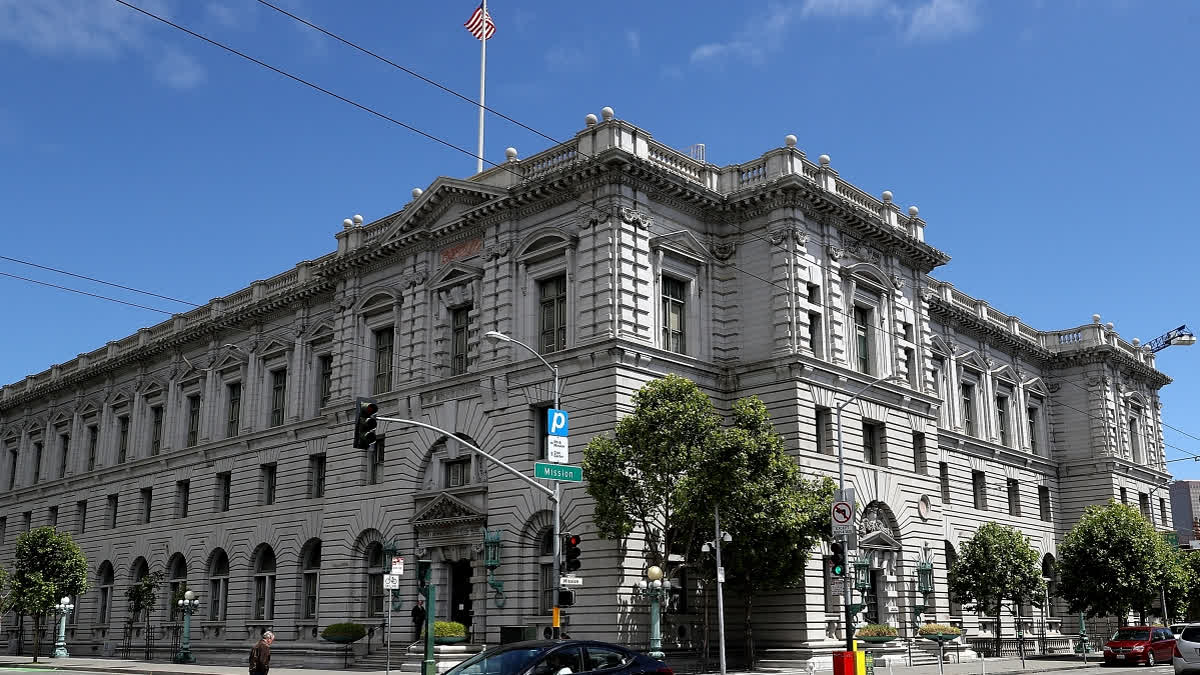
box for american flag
[464,4,495,40]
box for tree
[1058,501,1164,620]
[126,569,165,640]
[9,527,89,662]
[1184,553,1200,620]
[948,522,1044,661]
[679,396,834,668]
[1160,542,1193,623]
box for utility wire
[0,255,198,307]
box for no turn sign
[831,500,854,536]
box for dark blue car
[442,640,671,675]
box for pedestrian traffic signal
[563,534,582,572]
[831,541,847,577]
[354,397,379,449]
[558,589,577,607]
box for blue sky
[2,0,1199,474]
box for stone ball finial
[785,134,797,148]
[352,214,364,226]
[1092,313,1102,323]
[585,113,598,126]
[342,218,354,229]
[1132,338,1141,347]
[1106,322,1115,331]
[412,188,423,199]
[818,154,831,166]
[601,106,615,121]
[908,205,919,217]
[882,190,893,203]
[505,147,519,161]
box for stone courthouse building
[0,108,1176,665]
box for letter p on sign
[548,409,569,437]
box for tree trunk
[744,591,755,670]
[31,615,40,663]
[994,605,1002,659]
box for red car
[1104,626,1176,666]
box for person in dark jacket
[411,596,426,641]
[249,631,274,675]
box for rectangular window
[940,462,951,502]
[369,438,385,485]
[972,471,987,510]
[996,396,1010,447]
[117,417,129,463]
[1007,479,1020,517]
[961,384,976,436]
[270,369,287,427]
[32,442,43,484]
[22,511,31,532]
[149,405,163,455]
[107,494,118,529]
[905,348,917,387]
[86,426,98,472]
[913,432,927,474]
[374,327,394,394]
[0,517,5,543]
[309,454,327,498]
[446,459,470,488]
[176,480,190,519]
[1139,492,1151,520]
[862,422,882,466]
[303,567,319,619]
[261,464,277,505]
[1120,487,1128,504]
[226,384,241,438]
[539,275,568,354]
[807,282,821,305]
[49,505,59,527]
[815,407,832,455]
[808,312,823,358]
[1038,486,1051,522]
[8,448,18,489]
[1027,407,1041,454]
[1160,497,1168,526]
[186,395,201,447]
[76,500,87,533]
[451,307,471,375]
[539,563,555,615]
[217,472,232,512]
[533,405,552,460]
[319,355,333,407]
[662,277,687,355]
[854,306,872,375]
[58,433,70,478]
[139,488,152,524]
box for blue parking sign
[547,409,569,437]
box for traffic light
[563,534,582,572]
[558,589,577,607]
[830,541,847,577]
[354,397,379,449]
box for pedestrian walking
[249,631,274,675]
[411,596,427,641]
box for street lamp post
[484,331,563,636]
[174,590,201,663]
[632,566,672,659]
[836,371,902,651]
[52,596,73,658]
[701,509,733,675]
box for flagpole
[475,0,487,174]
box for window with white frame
[1128,407,1143,463]
[995,389,1011,447]
[961,378,978,437]
[931,355,949,427]
[270,369,287,427]
[853,306,872,375]
[863,422,884,466]
[373,326,395,394]
[366,542,385,617]
[253,546,277,621]
[302,540,321,620]
[1027,402,1042,455]
[661,276,687,355]
[208,550,229,621]
[98,561,114,624]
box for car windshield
[445,646,548,675]
[1113,629,1150,642]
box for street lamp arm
[836,372,901,414]
[378,416,556,499]
[485,331,560,409]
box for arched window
[302,540,321,620]
[208,550,229,621]
[167,554,187,622]
[366,542,384,617]
[1042,554,1058,618]
[1129,416,1143,463]
[539,529,555,615]
[97,561,115,624]
[253,546,276,621]
[130,557,149,583]
[944,542,962,617]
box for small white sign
[383,574,401,590]
[547,436,569,463]
[832,500,854,536]
[560,576,583,586]
[831,579,846,595]
[391,555,405,576]
[716,567,726,583]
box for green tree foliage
[948,522,1044,659]
[126,570,165,630]
[1058,501,1165,619]
[1161,543,1193,622]
[9,527,89,662]
[1184,553,1200,620]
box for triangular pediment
[410,492,486,528]
[860,529,902,551]
[650,229,710,265]
[429,262,484,292]
[377,177,508,245]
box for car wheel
[1146,650,1155,667]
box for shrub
[918,623,962,636]
[421,621,466,638]
[321,623,367,642]
[857,624,898,637]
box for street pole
[422,562,436,675]
[386,595,392,675]
[714,506,727,675]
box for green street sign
[534,462,583,482]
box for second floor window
[227,383,241,437]
[1007,479,1020,517]
[217,472,232,512]
[996,396,1010,446]
[107,494,118,529]
[451,307,471,375]
[662,277,686,354]
[854,306,872,374]
[139,488,152,524]
[972,471,987,510]
[117,417,129,463]
[446,459,470,488]
[150,406,164,455]
[319,355,333,407]
[309,454,326,498]
[271,370,287,427]
[176,480,190,519]
[961,384,976,436]
[862,423,882,466]
[1038,486,1051,522]
[1028,406,1041,454]
[939,462,951,502]
[186,396,201,447]
[58,433,70,479]
[32,442,42,484]
[87,426,98,472]
[374,327,394,394]
[7,449,16,490]
[539,275,567,354]
[261,464,277,505]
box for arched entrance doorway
[856,502,903,626]
[449,559,474,631]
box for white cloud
[801,0,893,18]
[690,3,803,65]
[205,3,243,29]
[545,45,587,73]
[154,46,206,89]
[625,29,640,56]
[904,0,979,42]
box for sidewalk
[882,655,1102,675]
